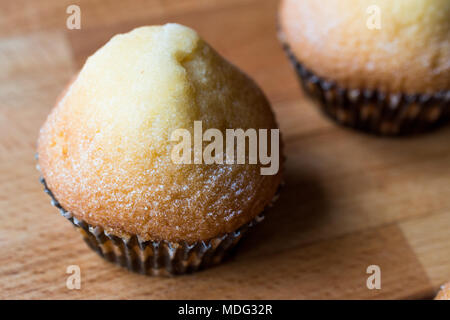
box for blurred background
[0,0,449,299]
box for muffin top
[435,282,450,300]
[280,0,450,94]
[38,24,282,242]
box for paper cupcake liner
[39,176,278,276]
[282,44,450,135]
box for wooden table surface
[1,0,449,300]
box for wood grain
[0,0,449,299]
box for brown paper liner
[282,44,450,135]
[39,176,277,276]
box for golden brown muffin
[280,0,449,94]
[38,24,282,275]
[279,0,450,135]
[435,282,450,300]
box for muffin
[279,0,450,135]
[435,282,450,300]
[37,24,283,275]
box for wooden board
[0,0,449,300]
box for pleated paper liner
[39,176,279,276]
[282,44,450,136]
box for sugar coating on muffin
[38,24,282,242]
[280,0,450,93]
[435,282,450,300]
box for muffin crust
[280,0,450,94]
[38,24,282,242]
[435,282,450,300]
